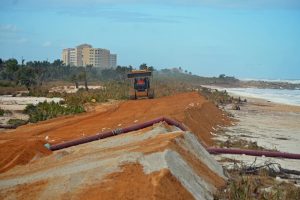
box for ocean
[224,87,300,106]
[240,78,300,84]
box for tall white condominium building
[109,54,117,68]
[61,48,76,66]
[62,44,117,69]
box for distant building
[109,54,117,68]
[62,44,117,68]
[76,43,92,67]
[61,48,76,66]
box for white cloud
[42,41,52,47]
[58,8,179,23]
[16,38,28,44]
[0,24,18,32]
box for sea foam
[225,88,300,106]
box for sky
[1,0,300,79]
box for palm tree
[139,63,148,70]
[4,59,19,84]
[70,75,79,89]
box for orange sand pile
[0,125,226,199]
[0,139,51,173]
[0,92,230,173]
[77,164,195,200]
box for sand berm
[0,92,231,199]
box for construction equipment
[127,70,154,100]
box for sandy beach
[0,96,64,130]
[213,92,300,173]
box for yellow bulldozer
[127,70,154,100]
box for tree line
[0,58,155,91]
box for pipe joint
[112,128,123,135]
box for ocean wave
[224,88,300,106]
[241,78,300,84]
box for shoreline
[212,89,300,172]
[201,84,300,107]
[234,95,300,113]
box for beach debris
[44,143,51,149]
[232,159,300,181]
[210,132,217,136]
[215,159,300,199]
[219,138,265,150]
[231,104,241,110]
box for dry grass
[217,138,267,151]
[152,79,193,98]
[215,170,300,200]
[0,86,27,95]
[199,87,233,105]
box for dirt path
[0,92,230,173]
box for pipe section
[207,147,300,160]
[48,116,300,160]
[49,117,187,151]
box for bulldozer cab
[127,70,154,100]
[134,77,150,91]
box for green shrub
[0,81,13,87]
[7,119,27,127]
[199,87,233,105]
[0,109,13,116]
[0,108,4,116]
[63,81,129,105]
[21,81,130,123]
[28,87,50,97]
[24,101,85,123]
